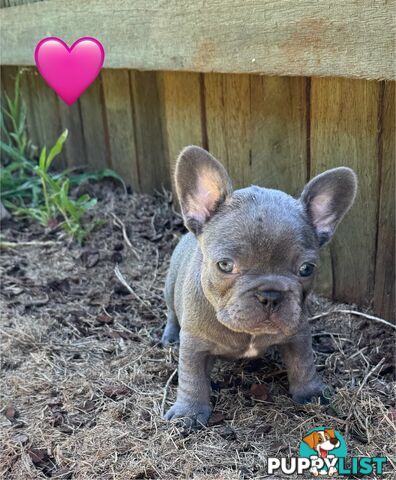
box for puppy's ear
[302,432,318,450]
[175,146,232,235]
[325,428,336,438]
[300,167,357,246]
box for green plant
[14,130,99,242]
[0,72,33,159]
[0,72,39,208]
[0,71,125,242]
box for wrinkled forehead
[202,187,318,264]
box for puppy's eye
[298,262,315,277]
[217,259,234,273]
[317,437,323,443]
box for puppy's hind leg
[161,310,180,346]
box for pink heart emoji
[35,37,105,106]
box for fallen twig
[344,357,386,438]
[161,369,177,417]
[111,213,140,260]
[114,264,150,308]
[310,309,395,330]
[356,357,386,396]
[0,240,58,249]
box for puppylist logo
[267,427,388,476]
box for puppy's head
[303,429,341,456]
[176,146,357,336]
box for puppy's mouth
[319,447,329,458]
[216,307,301,336]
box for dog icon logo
[268,427,386,476]
[299,427,347,476]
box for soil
[1,183,395,479]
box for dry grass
[0,185,395,479]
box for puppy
[162,146,357,429]
[303,429,340,476]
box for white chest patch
[242,339,259,358]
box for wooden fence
[0,1,394,319]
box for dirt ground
[1,184,395,479]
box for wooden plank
[101,69,139,191]
[57,98,86,168]
[0,66,19,144]
[19,68,40,151]
[130,71,169,192]
[2,66,65,167]
[22,69,45,151]
[205,74,308,193]
[1,67,40,153]
[159,72,203,192]
[79,73,109,169]
[204,73,251,188]
[310,77,380,306]
[250,75,308,197]
[0,0,394,80]
[30,72,64,168]
[203,74,228,168]
[219,75,251,187]
[1,0,43,6]
[374,82,395,321]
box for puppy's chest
[217,335,265,359]
[241,337,260,358]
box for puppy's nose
[255,290,283,308]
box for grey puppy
[162,146,357,429]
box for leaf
[249,383,270,402]
[28,447,58,475]
[38,146,47,171]
[0,114,11,145]
[96,314,113,324]
[102,385,130,399]
[68,168,127,191]
[77,197,97,210]
[5,93,15,119]
[208,411,226,426]
[12,433,29,445]
[4,402,18,421]
[99,168,126,189]
[45,129,68,170]
[0,140,28,165]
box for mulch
[0,183,395,479]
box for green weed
[0,71,124,242]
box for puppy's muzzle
[255,289,283,309]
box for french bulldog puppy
[162,146,357,429]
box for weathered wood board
[78,74,109,169]
[1,67,66,166]
[0,0,394,80]
[28,72,64,165]
[130,71,169,192]
[205,74,251,188]
[102,69,139,191]
[159,72,204,192]
[57,98,85,168]
[374,82,395,320]
[310,77,380,307]
[250,76,308,197]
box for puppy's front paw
[161,318,180,346]
[161,328,180,347]
[163,401,212,431]
[292,380,333,405]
